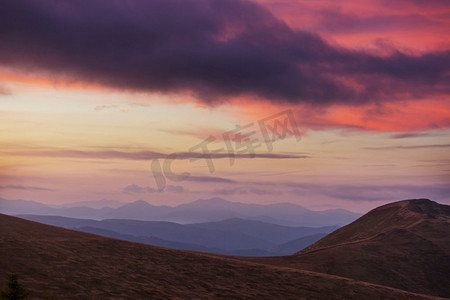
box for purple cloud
[283,182,450,202]
[0,184,55,191]
[186,176,237,184]
[0,0,449,105]
[2,149,307,160]
[211,187,282,196]
[389,132,448,139]
[364,143,450,150]
[123,184,184,193]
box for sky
[0,0,449,213]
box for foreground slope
[250,199,450,298]
[0,214,435,299]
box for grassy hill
[0,213,437,299]
[244,199,450,297]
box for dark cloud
[389,131,448,139]
[285,182,450,202]
[0,0,448,105]
[389,132,433,139]
[123,184,157,193]
[202,179,450,202]
[186,176,237,184]
[419,159,450,164]
[123,184,184,193]
[165,185,185,193]
[322,184,450,202]
[0,184,55,191]
[364,143,450,150]
[211,187,282,196]
[3,148,307,160]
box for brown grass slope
[246,199,450,298]
[0,214,440,300]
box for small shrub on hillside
[0,274,29,300]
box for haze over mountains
[0,197,360,226]
[0,197,359,256]
[0,206,442,300]
[18,215,335,256]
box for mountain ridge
[0,197,360,226]
[17,214,336,255]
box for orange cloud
[327,100,450,131]
[0,70,109,92]
[234,98,450,132]
[255,0,450,52]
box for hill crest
[300,198,449,252]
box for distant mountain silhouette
[60,199,125,209]
[0,213,434,299]
[18,215,336,255]
[248,199,450,297]
[0,197,360,226]
[0,198,115,219]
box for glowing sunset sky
[0,0,449,212]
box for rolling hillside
[0,213,436,299]
[247,199,450,297]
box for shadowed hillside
[246,199,450,298]
[0,213,437,299]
